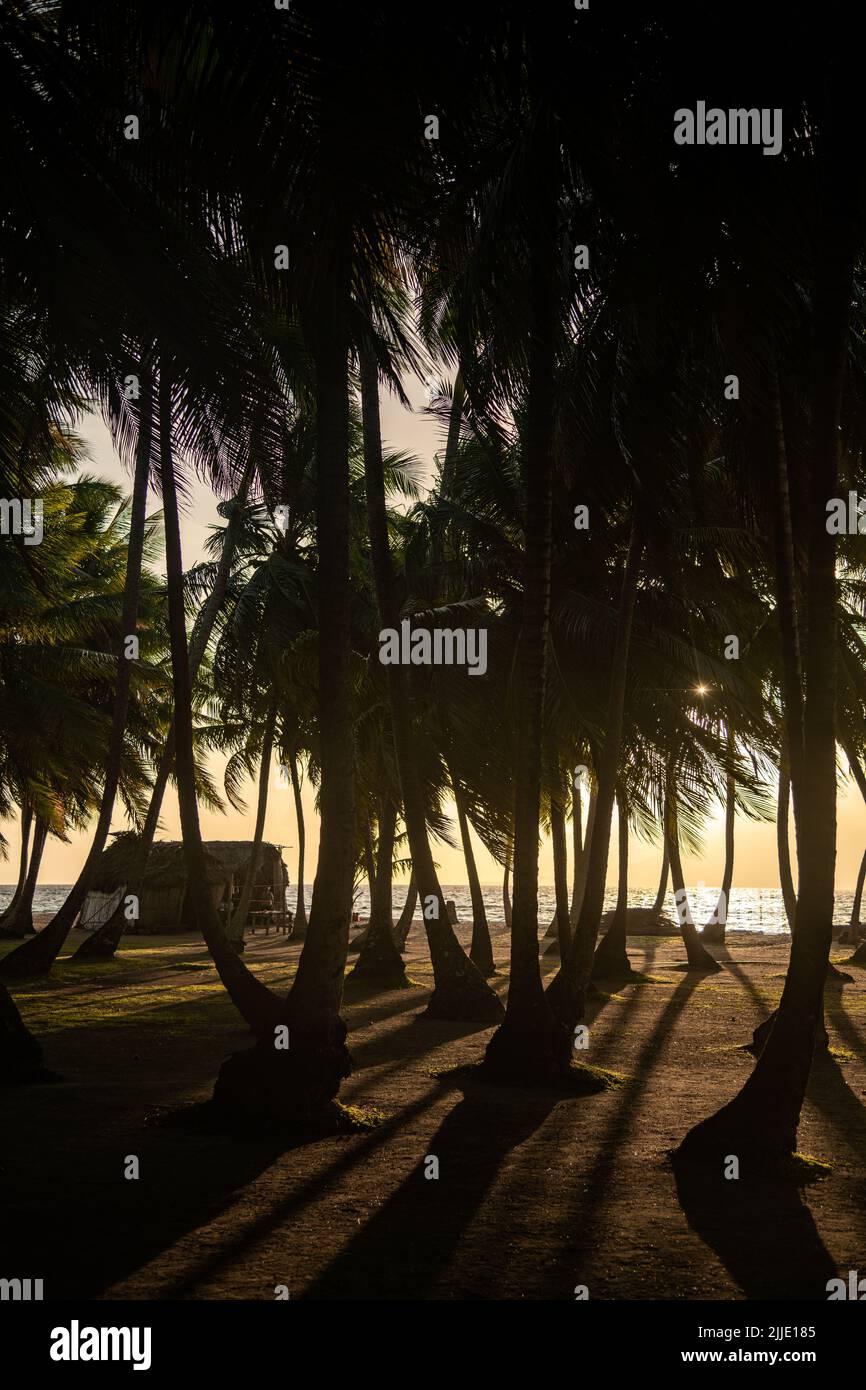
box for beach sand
[2,919,865,1300]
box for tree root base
[213,1024,352,1128]
[826,961,854,984]
[0,1026,57,1085]
[421,972,504,1023]
[672,958,723,974]
[675,1129,829,1185]
[71,935,121,963]
[751,1010,828,1057]
[482,1018,563,1083]
[469,954,497,979]
[591,952,633,982]
[345,960,409,989]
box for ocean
[3,884,859,933]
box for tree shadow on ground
[0,988,488,1298]
[145,1013,500,1298]
[672,959,842,1298]
[308,969,694,1300]
[807,1042,866,1156]
[553,975,702,1276]
[303,1072,565,1299]
[673,1160,837,1300]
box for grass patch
[428,1059,629,1095]
[333,1102,386,1132]
[571,1061,629,1091]
[788,1151,833,1184]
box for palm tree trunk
[553,521,643,1035]
[502,849,512,930]
[217,264,358,1120]
[848,848,866,943]
[702,746,735,943]
[230,700,278,943]
[850,936,866,968]
[543,773,573,943]
[567,783,583,924]
[363,820,377,901]
[229,243,358,1117]
[0,980,47,1082]
[440,372,465,497]
[0,802,32,928]
[677,192,855,1165]
[449,763,495,977]
[665,777,721,971]
[569,785,596,926]
[770,377,805,834]
[652,839,670,915]
[776,755,797,931]
[0,363,155,980]
[359,344,501,1022]
[839,743,866,950]
[349,797,406,984]
[153,358,282,1038]
[288,750,307,937]
[550,784,571,959]
[73,740,174,960]
[0,818,48,939]
[74,453,255,961]
[483,147,562,1074]
[593,794,631,977]
[394,869,417,950]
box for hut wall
[138,886,186,933]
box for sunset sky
[10,380,866,892]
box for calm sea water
[4,884,858,933]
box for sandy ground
[1,916,865,1301]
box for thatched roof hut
[79,833,288,934]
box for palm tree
[0,803,32,931]
[571,783,596,925]
[847,849,866,946]
[230,698,278,943]
[155,358,283,1035]
[1,364,157,979]
[551,519,644,1040]
[287,749,308,936]
[479,93,572,1078]
[701,733,736,944]
[394,870,417,950]
[502,849,513,931]
[75,450,257,960]
[664,766,722,973]
[348,796,406,986]
[776,756,798,931]
[0,817,47,939]
[592,792,632,978]
[569,781,587,924]
[678,133,859,1165]
[358,343,501,1020]
[448,761,495,977]
[549,773,571,961]
[0,980,46,1083]
[651,842,670,915]
[0,469,168,952]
